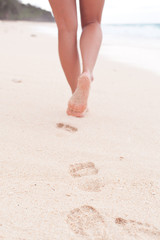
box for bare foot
[67,72,92,117]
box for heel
[78,72,91,90]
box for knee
[82,20,102,37]
[57,20,78,34]
[82,19,101,30]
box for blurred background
[20,0,160,24]
[0,0,160,74]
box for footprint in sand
[66,205,107,239]
[69,162,104,192]
[12,79,22,83]
[78,178,105,192]
[30,34,37,37]
[69,162,98,178]
[115,217,160,239]
[56,123,78,133]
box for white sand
[0,21,160,240]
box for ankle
[82,70,94,82]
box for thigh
[48,0,78,31]
[79,0,105,28]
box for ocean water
[34,23,160,75]
[102,24,160,41]
[101,24,160,75]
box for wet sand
[0,21,160,240]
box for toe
[67,106,88,117]
[74,108,87,117]
[72,104,86,113]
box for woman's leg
[48,0,81,93]
[80,0,105,76]
[67,0,105,117]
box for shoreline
[0,21,160,240]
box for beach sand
[0,21,160,240]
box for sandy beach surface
[0,21,160,240]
